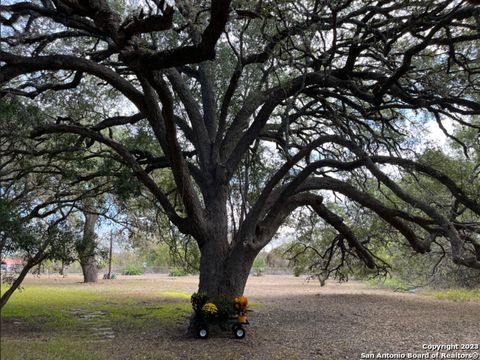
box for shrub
[191,292,208,316]
[122,264,144,275]
[168,267,188,277]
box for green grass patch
[421,288,480,303]
[1,285,102,317]
[0,337,107,360]
[1,284,191,329]
[364,276,416,291]
[1,285,104,328]
[158,290,192,300]
[364,278,480,303]
[248,301,264,310]
[96,302,191,326]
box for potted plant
[191,292,208,317]
[190,292,250,339]
[234,296,249,323]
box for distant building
[0,258,24,273]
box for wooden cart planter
[191,293,250,339]
[194,314,249,339]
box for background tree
[0,202,78,309]
[0,97,121,299]
[75,209,100,282]
[1,0,480,298]
[0,99,78,307]
[283,126,480,288]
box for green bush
[122,264,144,275]
[191,292,208,316]
[168,267,188,277]
[252,254,266,275]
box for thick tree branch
[30,124,192,235]
[0,51,145,109]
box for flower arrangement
[234,296,248,314]
[234,296,249,323]
[202,303,218,318]
[191,292,249,323]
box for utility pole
[107,230,113,279]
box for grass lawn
[1,275,194,360]
[365,278,480,303]
[420,288,480,302]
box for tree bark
[80,255,98,283]
[197,185,260,297]
[219,242,259,296]
[77,211,99,283]
[198,240,258,297]
[197,186,229,296]
[60,261,66,276]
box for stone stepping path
[70,309,115,342]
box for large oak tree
[1,0,480,297]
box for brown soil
[3,274,480,359]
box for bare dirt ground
[3,274,480,359]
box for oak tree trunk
[77,211,99,283]
[198,239,259,297]
[197,186,260,297]
[80,255,98,283]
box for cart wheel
[197,326,209,339]
[233,325,246,339]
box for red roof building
[1,258,24,267]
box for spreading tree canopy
[1,0,480,296]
